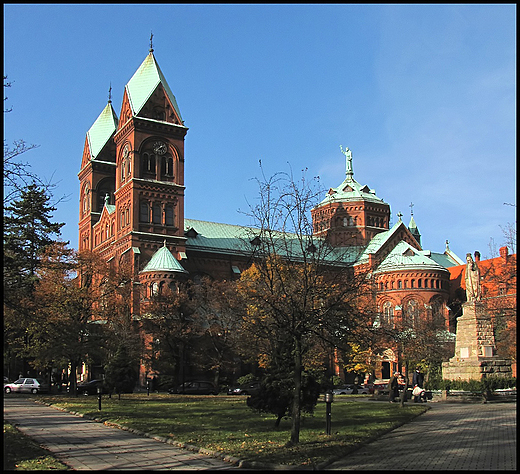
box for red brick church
[79,48,508,384]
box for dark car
[169,380,219,395]
[227,381,261,396]
[332,384,370,395]
[76,379,108,396]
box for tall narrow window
[140,202,149,223]
[383,301,394,326]
[164,157,174,177]
[152,203,161,224]
[165,205,174,226]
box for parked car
[4,377,49,394]
[332,384,370,395]
[227,381,261,396]
[169,380,219,395]
[76,379,108,396]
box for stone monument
[442,252,512,381]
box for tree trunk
[290,337,302,445]
[70,360,78,397]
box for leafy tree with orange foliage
[30,245,109,394]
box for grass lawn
[4,422,70,471]
[38,393,428,467]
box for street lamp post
[325,391,334,435]
[97,386,102,411]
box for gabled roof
[429,251,464,268]
[141,243,187,274]
[86,102,118,159]
[125,52,182,121]
[373,240,448,274]
[358,220,409,262]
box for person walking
[388,372,399,402]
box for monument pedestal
[442,301,512,381]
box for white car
[332,384,370,395]
[4,377,49,394]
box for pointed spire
[340,145,354,180]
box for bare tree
[238,164,373,445]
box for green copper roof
[184,219,361,265]
[141,244,187,274]
[373,240,448,274]
[429,250,464,268]
[126,52,182,121]
[86,102,118,159]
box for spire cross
[397,211,403,221]
[108,83,112,103]
[149,31,154,52]
[340,145,353,179]
[409,202,414,216]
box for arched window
[404,300,419,327]
[140,201,149,223]
[383,301,394,326]
[418,279,422,288]
[142,152,156,175]
[398,280,402,289]
[164,156,174,177]
[431,298,444,324]
[82,183,90,216]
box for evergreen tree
[4,183,64,302]
[3,183,64,377]
[104,344,139,399]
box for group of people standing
[388,367,427,403]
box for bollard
[97,386,102,410]
[325,391,334,435]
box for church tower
[112,46,188,275]
[312,147,391,247]
[78,97,119,253]
[79,45,188,291]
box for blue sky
[4,4,516,260]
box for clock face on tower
[153,141,167,155]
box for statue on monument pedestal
[465,252,481,302]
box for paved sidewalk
[4,397,237,470]
[323,401,516,470]
[4,397,516,470]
